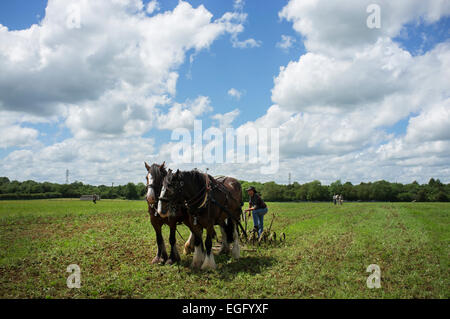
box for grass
[0,200,448,298]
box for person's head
[246,186,256,197]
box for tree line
[0,177,450,202]
[0,176,448,202]
[240,179,449,202]
[0,177,144,200]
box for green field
[0,200,448,298]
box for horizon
[0,174,446,188]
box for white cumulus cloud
[276,35,296,51]
[227,88,243,100]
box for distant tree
[329,180,343,198]
[356,182,371,201]
[136,182,147,198]
[416,188,428,202]
[292,184,306,201]
[428,178,436,187]
[0,177,10,185]
[240,181,251,202]
[342,182,356,200]
[306,180,327,201]
[370,180,392,201]
[397,192,414,202]
[436,191,448,202]
[31,184,44,194]
[284,184,297,201]
[262,182,284,201]
[125,183,139,200]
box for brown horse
[158,169,244,270]
[144,162,194,264]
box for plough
[240,210,286,245]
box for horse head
[157,169,185,218]
[144,161,167,208]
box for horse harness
[183,173,248,239]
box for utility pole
[66,169,69,184]
[288,172,291,185]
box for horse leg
[218,225,230,255]
[191,230,205,269]
[151,223,168,264]
[183,231,195,255]
[166,225,181,265]
[231,222,241,260]
[201,225,217,270]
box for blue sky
[0,0,449,185]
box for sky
[0,0,449,186]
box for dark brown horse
[144,162,194,264]
[158,169,244,270]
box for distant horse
[144,162,194,265]
[158,169,244,270]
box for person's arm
[245,206,255,217]
[245,195,261,213]
[244,199,255,213]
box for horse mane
[180,170,232,198]
[180,169,206,186]
[150,163,167,181]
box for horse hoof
[231,246,240,260]
[191,247,205,268]
[201,261,217,271]
[166,258,180,265]
[191,257,204,269]
[151,257,161,264]
[166,259,174,265]
[201,264,216,271]
[191,260,202,269]
[201,255,217,270]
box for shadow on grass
[176,254,276,280]
[217,255,276,280]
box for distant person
[93,195,97,204]
[339,194,343,205]
[333,194,337,205]
[244,186,268,238]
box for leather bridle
[146,171,165,210]
[159,173,211,210]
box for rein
[161,170,247,239]
[186,172,248,239]
[147,184,160,216]
[182,173,210,210]
[185,184,208,209]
